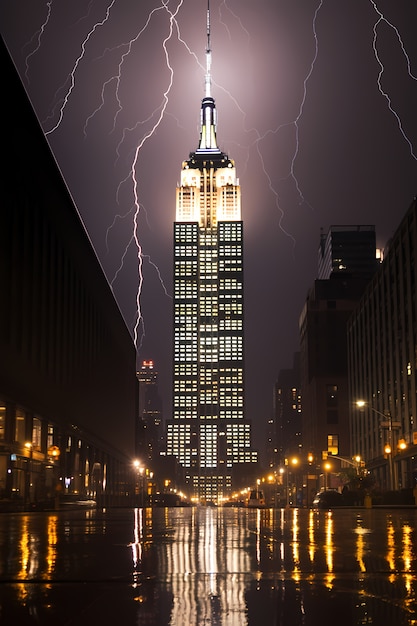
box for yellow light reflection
[46,515,58,577]
[308,509,316,564]
[291,508,300,579]
[402,524,412,572]
[324,511,334,588]
[386,518,395,574]
[401,523,414,607]
[355,530,366,572]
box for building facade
[166,11,257,503]
[270,353,302,468]
[0,39,138,509]
[299,225,379,488]
[348,199,417,492]
[318,225,380,280]
[136,360,164,465]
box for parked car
[312,489,345,509]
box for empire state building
[166,4,257,503]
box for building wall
[299,279,370,461]
[0,40,138,507]
[348,198,417,490]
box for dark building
[270,353,302,467]
[0,39,138,507]
[299,224,380,488]
[318,225,380,280]
[348,198,417,492]
[136,360,164,465]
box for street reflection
[0,507,415,624]
[130,507,417,625]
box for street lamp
[356,400,402,490]
[327,453,364,475]
[323,462,332,490]
[133,460,145,508]
[285,457,299,506]
[24,442,33,508]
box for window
[15,408,26,443]
[32,417,42,451]
[327,435,339,455]
[0,403,5,440]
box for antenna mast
[205,0,212,97]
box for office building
[299,224,379,485]
[348,199,417,491]
[136,360,163,464]
[269,353,302,467]
[318,225,380,280]
[0,39,137,508]
[166,8,257,503]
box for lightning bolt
[15,0,415,364]
[83,3,168,139]
[131,0,184,349]
[23,0,52,84]
[79,1,187,354]
[369,0,417,160]
[45,0,118,136]
[216,0,324,250]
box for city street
[0,505,415,625]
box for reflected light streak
[386,518,396,576]
[256,508,261,566]
[401,523,415,606]
[324,512,334,588]
[308,509,316,564]
[46,515,58,577]
[155,508,250,625]
[291,508,300,579]
[130,507,143,574]
[355,530,366,573]
[401,524,412,572]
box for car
[312,489,345,509]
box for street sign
[380,421,401,428]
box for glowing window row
[174,397,198,407]
[220,410,244,419]
[220,399,243,407]
[175,246,198,257]
[219,338,243,349]
[174,262,197,276]
[174,381,198,392]
[219,246,242,256]
[220,375,243,384]
[200,306,218,315]
[200,324,218,332]
[172,411,198,419]
[220,278,242,289]
[219,320,242,331]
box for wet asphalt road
[0,505,416,625]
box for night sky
[2,1,416,461]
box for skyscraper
[166,4,257,503]
[136,360,163,465]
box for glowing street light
[323,461,332,490]
[356,400,403,490]
[24,442,33,508]
[285,457,299,507]
[133,460,146,507]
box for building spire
[205,0,211,98]
[197,0,219,153]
